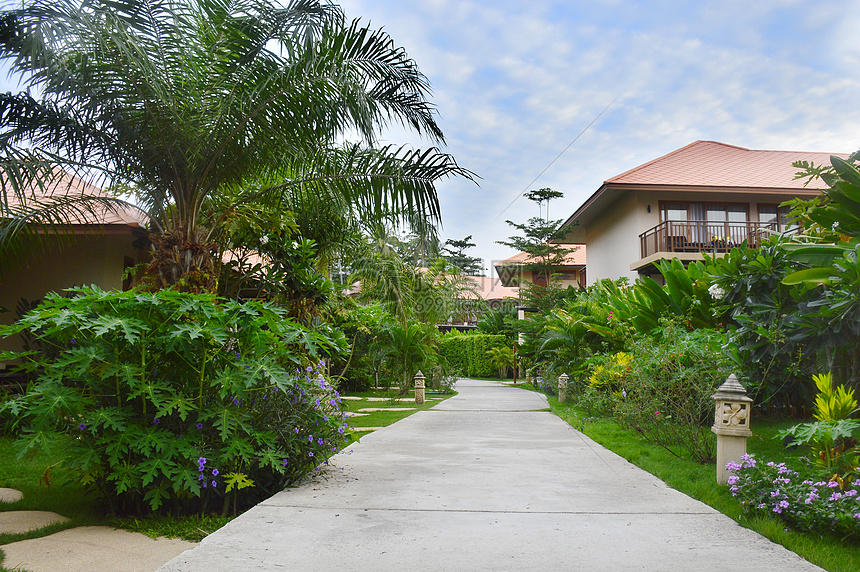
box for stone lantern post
[712,374,753,485]
[414,370,426,405]
[558,373,569,402]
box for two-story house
[555,141,843,284]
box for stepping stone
[340,396,363,401]
[0,487,24,503]
[358,407,416,412]
[0,510,70,534]
[1,525,197,572]
[351,427,385,432]
[344,412,369,417]
[364,397,412,402]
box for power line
[492,91,625,223]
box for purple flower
[212,469,219,477]
[235,351,241,359]
[308,435,313,443]
[70,338,76,345]
[212,480,217,488]
[727,475,739,485]
[196,423,203,430]
[305,366,313,372]
[201,481,207,489]
[309,451,314,457]
[198,475,205,481]
[778,500,789,509]
[338,427,345,434]
[153,418,160,424]
[282,459,289,466]
[198,457,207,465]
[233,397,240,405]
[854,513,860,519]
[317,438,324,445]
[78,423,87,431]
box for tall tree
[0,0,472,290]
[497,189,576,308]
[441,235,483,276]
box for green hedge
[440,333,507,378]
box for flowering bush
[0,287,348,514]
[729,454,860,540]
[615,321,730,463]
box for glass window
[664,204,687,221]
[758,205,778,225]
[727,205,746,222]
[759,205,794,231]
[707,206,727,222]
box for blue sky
[340,0,860,273]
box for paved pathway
[160,379,823,571]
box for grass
[544,394,860,572]
[340,387,456,439]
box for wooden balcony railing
[638,220,794,259]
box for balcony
[638,220,792,259]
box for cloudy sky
[340,0,860,273]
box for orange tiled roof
[496,245,585,268]
[464,275,519,301]
[606,140,842,189]
[4,167,147,227]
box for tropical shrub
[704,238,820,409]
[615,321,731,463]
[778,373,860,482]
[476,307,517,343]
[0,287,348,514]
[439,333,507,378]
[587,352,633,389]
[424,363,458,394]
[728,454,860,540]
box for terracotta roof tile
[606,140,844,189]
[465,275,519,301]
[4,168,147,227]
[496,245,586,267]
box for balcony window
[758,205,796,232]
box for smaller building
[1,171,148,352]
[494,247,587,289]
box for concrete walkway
[160,379,823,571]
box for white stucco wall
[584,191,659,284]
[579,189,809,285]
[0,232,141,352]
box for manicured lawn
[544,394,860,572]
[341,388,455,439]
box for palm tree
[485,345,515,379]
[374,320,438,394]
[0,0,472,289]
